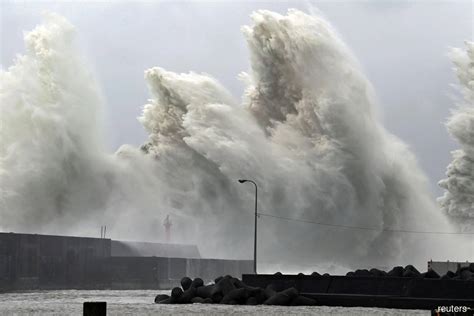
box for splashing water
[0,13,110,232]
[438,41,474,231]
[0,10,469,271]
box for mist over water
[0,10,470,272]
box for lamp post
[238,179,258,274]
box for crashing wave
[0,10,467,270]
[438,41,474,230]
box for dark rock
[297,273,305,277]
[213,277,236,296]
[470,263,474,273]
[346,272,355,277]
[191,297,205,304]
[423,269,440,279]
[369,268,386,277]
[243,285,258,293]
[214,276,223,284]
[249,288,266,304]
[403,264,421,274]
[170,287,183,304]
[196,284,214,298]
[311,272,321,277]
[231,278,246,289]
[202,298,213,304]
[402,265,421,278]
[402,270,420,278]
[441,271,455,279]
[290,295,317,306]
[274,272,283,276]
[211,293,223,303]
[456,266,468,275]
[459,268,473,280]
[178,287,196,304]
[171,287,183,299]
[264,284,277,299]
[322,273,330,277]
[246,297,258,305]
[221,288,249,304]
[154,294,170,303]
[190,278,204,289]
[263,287,299,306]
[157,298,171,304]
[405,264,419,271]
[354,269,371,277]
[387,266,404,277]
[181,277,192,291]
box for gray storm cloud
[0,10,469,271]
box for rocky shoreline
[344,263,473,280]
[154,264,474,306]
[154,275,316,306]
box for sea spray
[0,13,110,234]
[438,41,474,231]
[133,10,463,267]
[0,10,468,270]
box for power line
[257,212,474,235]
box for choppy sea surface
[0,290,428,315]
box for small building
[428,260,472,275]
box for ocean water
[0,290,427,315]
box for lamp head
[238,179,247,183]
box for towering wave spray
[1,10,465,270]
[0,13,110,233]
[438,41,474,230]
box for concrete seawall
[0,232,252,291]
[242,274,474,309]
[104,256,253,290]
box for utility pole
[238,179,258,274]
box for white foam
[1,10,470,270]
[438,41,474,231]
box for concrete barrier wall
[111,240,201,258]
[241,274,474,300]
[103,257,253,289]
[0,233,110,291]
[187,258,253,281]
[403,278,474,299]
[0,233,253,291]
[169,258,187,280]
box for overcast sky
[1,0,472,195]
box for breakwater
[155,275,317,306]
[0,232,252,291]
[155,265,474,310]
[242,268,474,310]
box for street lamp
[238,179,258,274]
